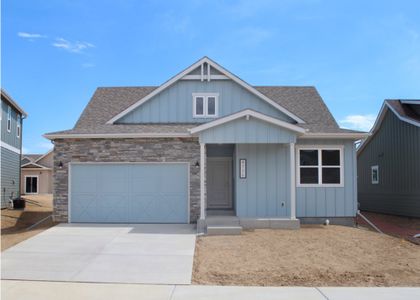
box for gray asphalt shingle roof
[46,86,360,136]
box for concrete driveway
[1,224,196,284]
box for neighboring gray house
[358,100,420,218]
[1,89,27,208]
[44,57,366,232]
[21,150,53,195]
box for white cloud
[81,62,95,68]
[339,114,376,132]
[18,32,47,40]
[52,38,94,54]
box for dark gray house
[1,89,27,208]
[358,100,420,218]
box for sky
[2,0,420,154]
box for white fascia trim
[358,101,420,155]
[106,58,208,124]
[301,133,369,139]
[21,162,49,169]
[1,89,28,117]
[385,101,420,127]
[106,57,305,124]
[43,132,191,140]
[400,100,420,105]
[189,109,306,134]
[181,75,229,80]
[34,149,53,163]
[22,167,52,171]
[0,141,21,154]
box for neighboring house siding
[296,139,357,217]
[235,144,291,218]
[199,117,297,144]
[52,138,201,223]
[1,147,20,207]
[117,80,293,124]
[37,152,53,168]
[21,169,53,194]
[358,110,420,217]
[1,98,22,149]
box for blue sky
[2,0,420,154]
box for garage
[69,163,189,223]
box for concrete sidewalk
[2,280,420,300]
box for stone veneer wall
[53,138,201,223]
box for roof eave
[1,89,28,117]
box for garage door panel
[70,164,188,223]
[130,176,160,194]
[71,194,97,222]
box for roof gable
[358,100,420,154]
[106,57,305,124]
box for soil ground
[193,225,420,286]
[1,194,57,251]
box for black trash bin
[12,197,26,209]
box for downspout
[18,113,26,198]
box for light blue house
[1,89,27,208]
[45,57,366,233]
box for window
[371,165,379,184]
[17,115,21,138]
[297,147,343,186]
[193,93,218,117]
[25,176,38,194]
[7,105,11,132]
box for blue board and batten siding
[1,97,23,208]
[199,117,297,144]
[233,140,356,219]
[117,80,293,124]
[235,144,291,218]
[296,139,357,217]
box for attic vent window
[193,93,219,118]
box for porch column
[200,143,206,220]
[290,142,296,219]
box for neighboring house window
[193,93,218,118]
[7,105,12,132]
[17,115,21,138]
[297,147,343,186]
[371,165,379,184]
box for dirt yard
[193,225,420,286]
[1,194,57,251]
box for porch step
[205,216,240,226]
[207,225,243,235]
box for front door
[207,157,232,209]
[25,176,38,194]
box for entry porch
[189,110,305,234]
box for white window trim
[192,93,219,118]
[17,115,21,138]
[24,175,39,194]
[7,105,12,132]
[371,165,379,184]
[296,145,344,187]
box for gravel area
[193,225,420,286]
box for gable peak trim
[189,109,307,135]
[106,57,305,124]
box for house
[44,57,366,232]
[21,150,53,195]
[357,99,420,218]
[1,89,27,208]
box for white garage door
[70,163,189,223]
